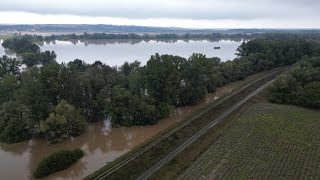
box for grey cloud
[0,0,319,20]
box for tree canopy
[268,57,320,108]
[1,33,320,143]
[40,100,86,143]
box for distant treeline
[5,32,259,42]
[2,24,320,34]
[0,24,216,33]
[40,32,258,41]
[10,32,320,43]
[1,33,320,144]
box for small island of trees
[33,149,84,178]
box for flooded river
[1,39,243,66]
[0,38,248,179]
[0,72,262,180]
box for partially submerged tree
[40,100,86,143]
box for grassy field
[172,96,320,179]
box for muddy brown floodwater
[0,72,262,180]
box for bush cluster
[33,149,84,178]
[268,57,320,108]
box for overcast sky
[0,0,319,28]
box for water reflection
[1,39,243,67]
[40,39,242,66]
[42,38,245,46]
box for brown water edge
[0,72,261,180]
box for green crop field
[177,102,320,179]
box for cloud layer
[0,0,319,28]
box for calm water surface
[1,39,243,66]
[0,39,245,180]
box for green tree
[128,68,144,95]
[0,55,20,78]
[296,82,320,108]
[22,52,41,67]
[15,68,51,135]
[268,57,320,108]
[188,53,222,93]
[40,51,57,65]
[144,54,182,106]
[0,101,31,143]
[38,63,62,105]
[268,74,300,104]
[108,86,134,126]
[120,61,140,76]
[0,75,17,103]
[108,86,156,126]
[40,100,86,143]
[179,55,207,105]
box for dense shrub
[33,149,84,178]
[40,100,87,143]
[296,82,320,108]
[268,57,320,108]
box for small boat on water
[214,47,221,49]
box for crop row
[178,103,320,179]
